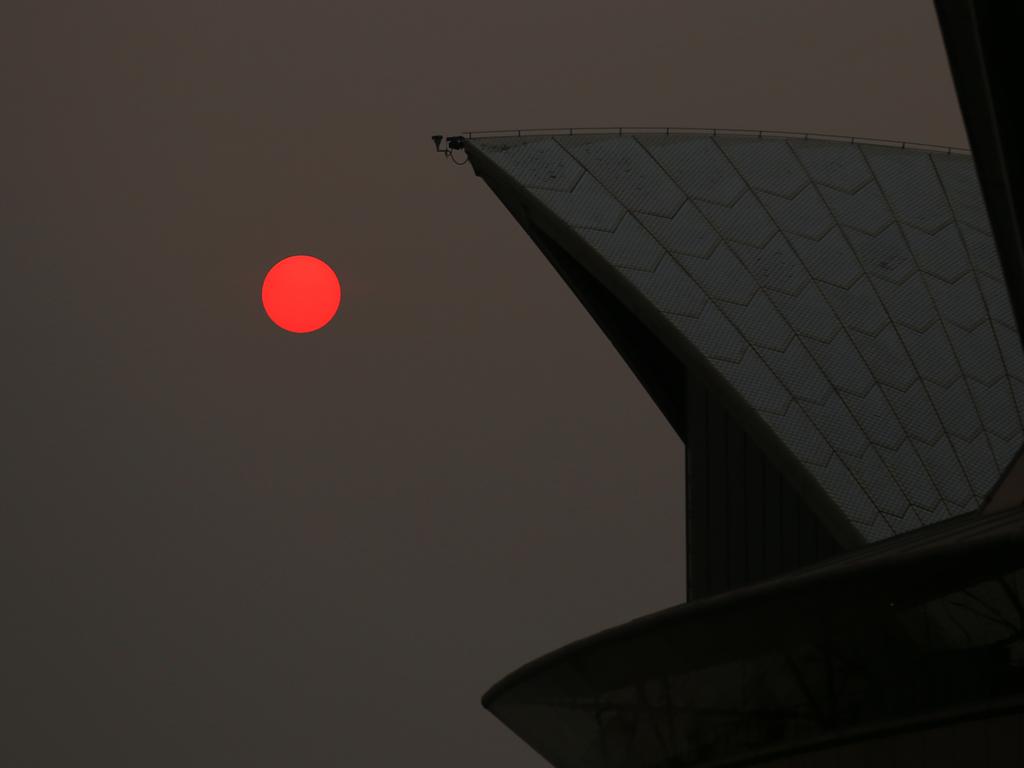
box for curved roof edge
[481,504,1024,767]
[460,126,970,155]
[482,503,1024,710]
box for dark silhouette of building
[446,2,1024,764]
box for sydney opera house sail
[449,2,1024,765]
[469,132,1024,597]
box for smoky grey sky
[1,1,965,765]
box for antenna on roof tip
[432,135,468,165]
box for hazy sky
[1,1,966,765]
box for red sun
[262,255,341,333]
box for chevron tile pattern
[472,133,1024,542]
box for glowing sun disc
[262,255,341,333]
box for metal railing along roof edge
[461,126,970,155]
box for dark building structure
[445,2,1024,765]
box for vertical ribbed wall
[686,375,840,600]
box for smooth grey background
[1,1,965,765]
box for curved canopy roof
[467,132,1024,543]
[481,502,1024,768]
